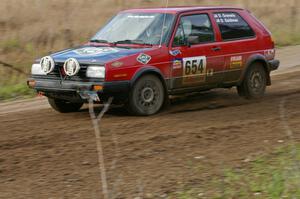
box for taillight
[265,35,275,49]
[270,36,275,48]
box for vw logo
[63,58,80,76]
[40,56,55,74]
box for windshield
[91,13,175,45]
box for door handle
[211,46,221,51]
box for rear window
[214,12,255,40]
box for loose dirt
[0,46,300,198]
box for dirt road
[0,46,300,198]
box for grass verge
[174,144,300,199]
[0,83,35,101]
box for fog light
[93,85,103,91]
[27,80,36,88]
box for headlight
[63,58,80,76]
[31,63,46,75]
[86,66,105,78]
[40,56,55,74]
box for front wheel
[237,63,267,99]
[127,75,165,116]
[48,98,83,113]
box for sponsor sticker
[230,56,243,69]
[172,59,182,69]
[137,53,151,65]
[182,56,207,84]
[127,15,155,19]
[207,68,214,77]
[74,47,119,56]
[169,49,182,56]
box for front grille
[33,63,104,82]
[48,63,87,81]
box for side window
[214,12,255,40]
[173,14,215,46]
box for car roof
[122,6,245,14]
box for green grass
[173,145,300,199]
[274,33,300,47]
[0,83,35,100]
[0,38,22,52]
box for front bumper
[27,78,130,102]
[268,59,280,71]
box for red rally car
[28,6,279,115]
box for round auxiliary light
[40,56,55,74]
[63,58,81,76]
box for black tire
[127,75,165,116]
[48,98,83,113]
[237,63,267,99]
[237,85,245,97]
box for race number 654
[183,56,207,76]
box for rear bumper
[268,59,280,71]
[27,78,130,102]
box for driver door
[170,13,225,89]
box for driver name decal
[214,13,239,23]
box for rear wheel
[237,63,267,99]
[48,98,83,113]
[127,75,165,116]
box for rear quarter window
[214,12,255,40]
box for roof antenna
[159,0,169,48]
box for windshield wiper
[113,39,153,46]
[89,39,109,43]
[113,39,136,44]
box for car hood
[50,45,151,64]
